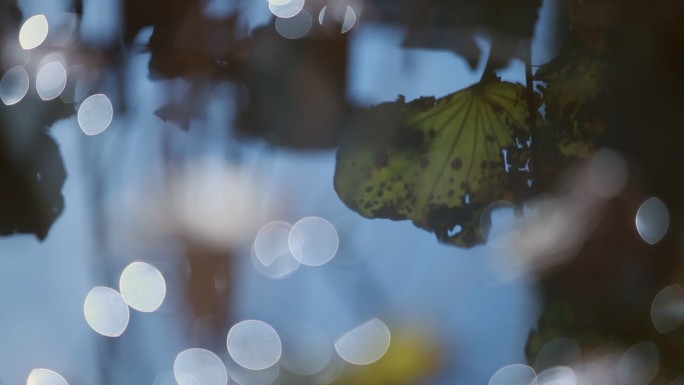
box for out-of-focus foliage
[125,0,245,80]
[0,98,69,239]
[235,22,349,149]
[335,79,538,247]
[369,0,542,68]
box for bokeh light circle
[532,366,576,385]
[19,15,49,50]
[174,348,228,385]
[255,221,298,267]
[251,241,300,279]
[27,368,69,385]
[334,318,391,365]
[535,338,582,372]
[227,320,282,370]
[288,216,339,266]
[36,61,67,101]
[78,94,113,135]
[651,284,684,334]
[340,6,357,33]
[0,66,29,105]
[275,11,312,39]
[268,0,305,18]
[636,197,669,244]
[488,364,536,385]
[119,261,166,312]
[617,342,659,385]
[83,286,130,337]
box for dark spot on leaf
[372,205,404,220]
[396,129,424,150]
[365,186,373,192]
[451,158,462,170]
[420,155,430,168]
[364,202,373,209]
[447,190,455,197]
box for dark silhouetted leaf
[0,96,71,240]
[235,23,349,149]
[138,0,245,81]
[368,0,542,68]
[334,79,539,247]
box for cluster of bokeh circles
[0,14,114,135]
[268,0,360,40]
[166,317,390,385]
[251,216,340,279]
[73,215,392,385]
[489,339,663,385]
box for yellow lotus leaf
[334,80,538,247]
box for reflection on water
[0,0,538,379]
